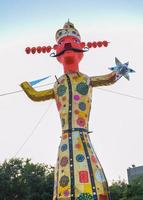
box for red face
[56,36,84,73]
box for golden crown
[55,20,81,43]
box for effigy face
[53,72,109,200]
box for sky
[0,0,143,183]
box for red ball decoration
[53,44,58,50]
[46,46,52,53]
[31,47,36,54]
[92,42,97,48]
[37,46,42,53]
[42,46,47,53]
[97,41,102,47]
[80,42,85,48]
[25,47,31,54]
[102,40,108,47]
[87,42,92,48]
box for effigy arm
[20,82,55,101]
[90,72,121,87]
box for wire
[0,89,22,97]
[0,82,55,97]
[0,81,143,101]
[97,88,143,101]
[14,101,53,157]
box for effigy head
[25,20,109,72]
[53,21,87,67]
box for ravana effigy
[21,21,135,200]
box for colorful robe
[21,71,120,200]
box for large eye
[72,31,76,35]
[58,39,64,45]
[74,39,80,44]
[58,31,62,37]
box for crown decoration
[55,20,81,42]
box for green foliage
[0,158,54,200]
[0,158,143,200]
[109,179,127,200]
[121,175,143,200]
[109,175,143,200]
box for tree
[1,158,143,200]
[121,175,143,200]
[109,179,127,200]
[109,175,143,200]
[0,158,54,200]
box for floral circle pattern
[74,95,80,101]
[76,82,89,95]
[77,117,86,127]
[57,85,67,96]
[63,189,69,197]
[78,102,86,111]
[59,175,69,187]
[61,144,67,152]
[60,156,68,167]
[76,154,85,162]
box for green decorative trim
[77,193,94,200]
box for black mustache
[50,47,89,57]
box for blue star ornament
[109,57,135,80]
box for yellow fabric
[20,82,55,101]
[21,71,119,199]
[53,73,109,199]
[90,72,117,87]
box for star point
[109,57,135,80]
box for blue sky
[0,0,143,183]
[0,0,143,35]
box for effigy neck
[63,64,79,74]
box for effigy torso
[53,72,109,200]
[54,72,92,130]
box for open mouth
[64,43,72,49]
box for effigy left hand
[109,57,135,80]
